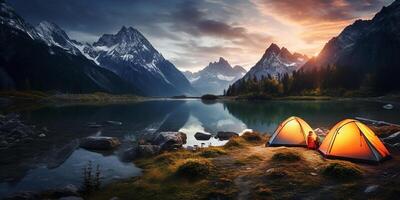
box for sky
[9,0,395,72]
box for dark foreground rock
[383,131,400,144]
[47,139,80,169]
[0,113,42,149]
[216,131,238,140]
[195,132,212,140]
[152,132,187,150]
[138,145,161,157]
[5,184,80,200]
[121,144,162,160]
[80,136,121,151]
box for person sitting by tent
[307,131,319,149]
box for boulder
[194,132,211,140]
[120,146,139,161]
[47,140,80,169]
[364,185,379,193]
[5,191,40,200]
[152,132,187,150]
[217,131,238,140]
[383,131,400,144]
[38,133,46,137]
[138,145,160,157]
[80,136,121,150]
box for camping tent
[319,119,390,162]
[268,116,314,147]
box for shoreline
[88,128,400,200]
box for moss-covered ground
[89,131,400,200]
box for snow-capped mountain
[35,21,82,55]
[0,0,38,39]
[79,26,195,96]
[243,43,308,80]
[302,0,400,72]
[0,0,137,93]
[183,57,246,95]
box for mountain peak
[117,26,138,35]
[233,65,246,73]
[264,43,281,56]
[217,57,229,65]
[36,20,69,38]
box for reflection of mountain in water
[223,100,400,133]
[2,99,400,197]
[0,100,186,186]
[186,101,247,134]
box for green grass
[322,162,362,180]
[175,158,213,179]
[198,148,227,158]
[271,151,301,162]
[241,131,263,142]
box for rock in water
[105,121,123,126]
[383,104,394,110]
[120,146,138,161]
[47,140,79,169]
[80,136,121,150]
[152,132,187,150]
[194,132,212,140]
[217,131,238,140]
[364,185,379,193]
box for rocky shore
[0,113,48,149]
[3,112,400,200]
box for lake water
[0,99,399,197]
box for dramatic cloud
[9,0,394,71]
[251,0,393,55]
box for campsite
[89,118,400,200]
[2,0,400,199]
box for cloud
[252,0,386,23]
[251,0,391,54]
[9,0,394,71]
[170,1,273,49]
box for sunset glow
[9,0,395,71]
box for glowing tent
[268,116,314,147]
[319,119,390,162]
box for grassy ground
[0,91,144,112]
[89,131,400,200]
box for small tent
[268,116,314,147]
[319,119,390,162]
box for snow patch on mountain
[217,74,235,81]
[183,57,246,95]
[244,43,308,80]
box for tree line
[225,65,400,97]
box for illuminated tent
[319,119,390,162]
[268,116,314,147]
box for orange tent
[319,119,390,162]
[268,116,314,147]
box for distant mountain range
[183,57,246,95]
[2,0,400,97]
[230,0,400,95]
[0,1,136,94]
[0,0,194,96]
[243,43,308,80]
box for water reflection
[0,99,399,197]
